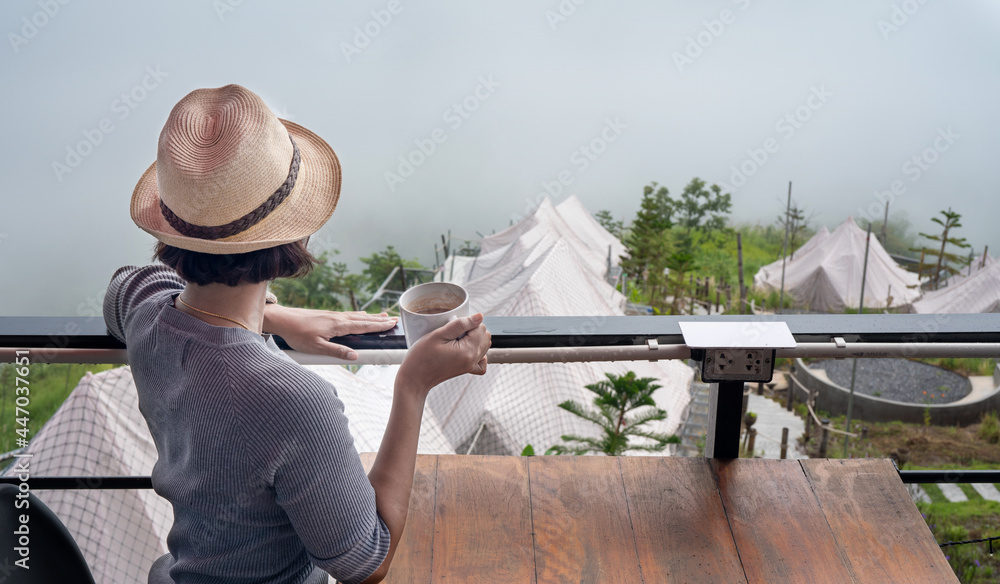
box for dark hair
[154,241,317,286]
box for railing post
[706,380,743,459]
[746,428,757,457]
[780,427,789,460]
[819,419,831,458]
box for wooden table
[360,455,957,583]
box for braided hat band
[159,135,301,240]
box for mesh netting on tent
[0,367,171,583]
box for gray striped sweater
[104,264,389,584]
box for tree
[594,209,624,241]
[775,203,810,260]
[621,183,674,305]
[359,245,425,293]
[672,177,732,243]
[548,371,680,456]
[911,208,971,290]
[666,178,732,314]
[271,250,359,310]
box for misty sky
[2,0,999,317]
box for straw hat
[131,84,341,254]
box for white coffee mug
[399,282,470,347]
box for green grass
[958,484,982,501]
[917,358,997,377]
[922,484,950,504]
[0,363,120,455]
[919,499,1000,583]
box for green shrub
[978,412,1000,445]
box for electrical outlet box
[701,348,776,383]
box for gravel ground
[808,358,971,404]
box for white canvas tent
[941,252,994,289]
[753,226,830,290]
[414,196,693,455]
[912,259,1000,314]
[753,218,920,312]
[0,367,172,583]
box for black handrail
[3,313,1000,351]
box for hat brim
[131,120,341,254]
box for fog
[2,0,998,316]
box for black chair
[0,483,96,584]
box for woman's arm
[361,314,490,583]
[262,304,397,359]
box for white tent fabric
[305,364,455,454]
[942,252,994,289]
[753,218,920,312]
[555,195,628,272]
[477,197,617,282]
[912,259,1000,314]
[412,196,693,455]
[753,226,830,290]
[0,367,171,584]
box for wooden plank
[384,455,439,584]
[712,459,856,584]
[527,456,641,584]
[801,459,959,584]
[620,457,747,584]
[431,456,535,584]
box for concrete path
[910,486,932,504]
[938,483,969,502]
[908,482,1000,504]
[745,393,807,459]
[972,483,1000,502]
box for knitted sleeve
[103,264,185,343]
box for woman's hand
[262,304,397,360]
[397,313,491,395]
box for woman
[104,84,491,584]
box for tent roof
[755,218,920,312]
[753,226,830,290]
[912,258,1000,314]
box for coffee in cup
[399,282,470,347]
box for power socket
[701,348,775,383]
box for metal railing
[2,313,998,485]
